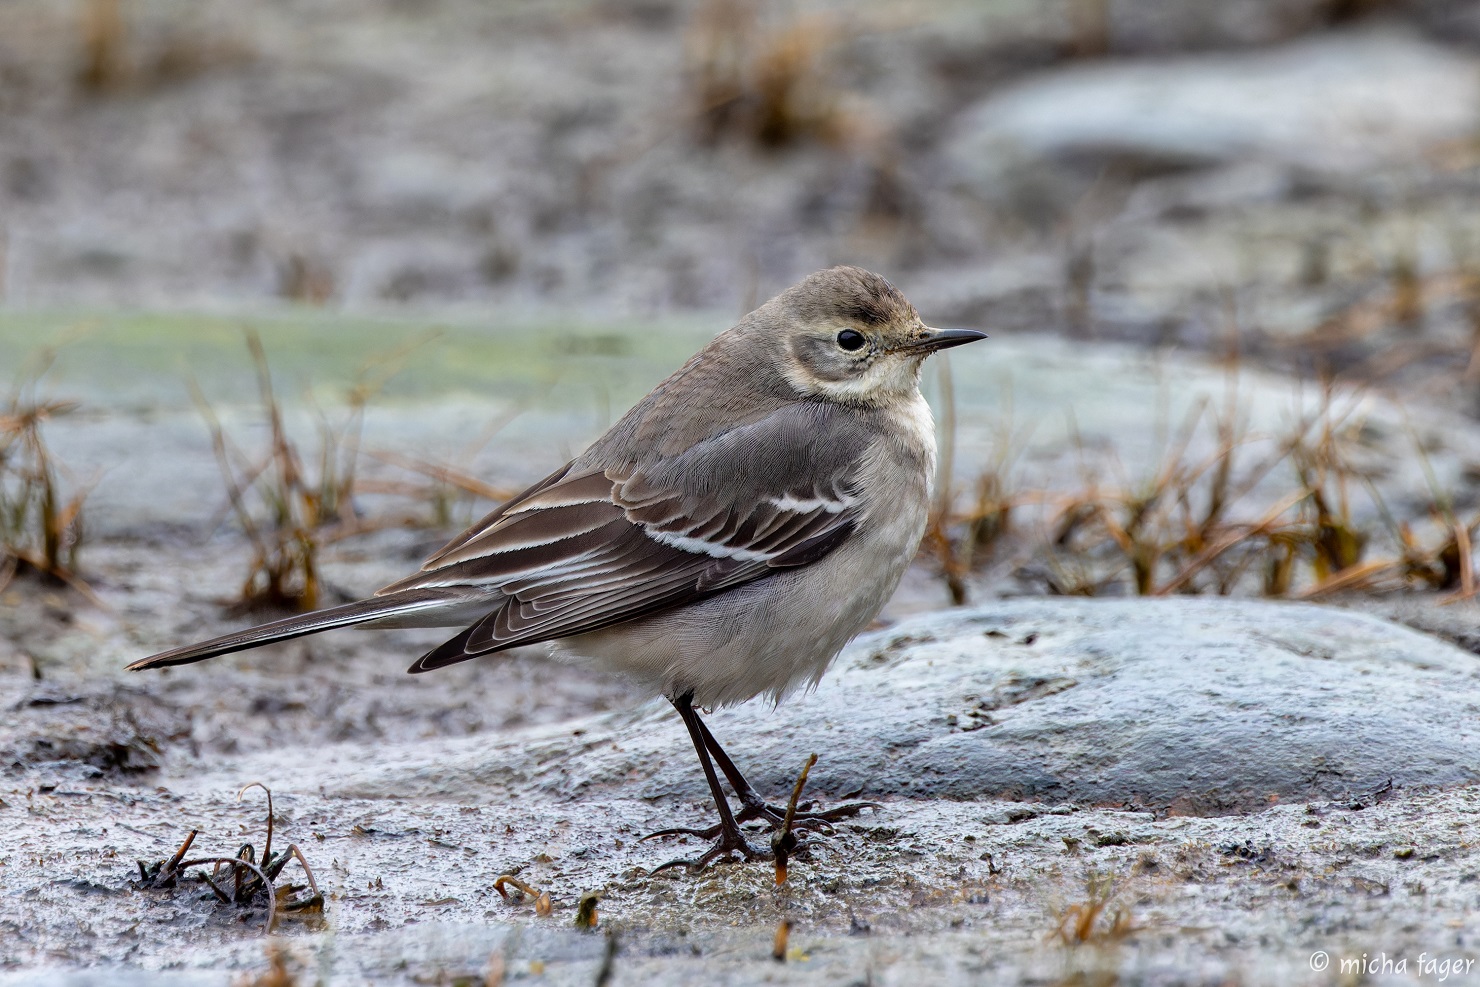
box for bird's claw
[639,823,724,843]
[647,833,770,875]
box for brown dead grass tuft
[279,254,336,306]
[1298,243,1480,391]
[930,371,1480,602]
[0,351,90,593]
[686,0,851,149]
[1052,871,1135,945]
[233,943,297,987]
[1066,0,1111,58]
[194,332,428,613]
[74,0,256,97]
[76,0,129,93]
[136,783,323,934]
[74,0,254,96]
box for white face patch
[782,350,925,406]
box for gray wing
[384,401,874,670]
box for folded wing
[386,402,873,670]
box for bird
[128,266,986,871]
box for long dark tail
[126,589,463,670]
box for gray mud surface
[5,594,1480,985]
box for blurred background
[0,0,1475,353]
[5,0,1480,715]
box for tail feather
[126,589,464,671]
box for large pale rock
[948,30,1480,185]
[301,598,1480,815]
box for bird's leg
[643,700,882,855]
[646,693,769,874]
[694,714,880,832]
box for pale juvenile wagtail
[129,266,986,871]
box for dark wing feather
[418,462,576,568]
[399,402,874,672]
[409,622,479,672]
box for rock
[947,29,1480,191]
[299,597,1480,816]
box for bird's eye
[836,330,866,351]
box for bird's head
[759,266,985,406]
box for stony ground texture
[4,599,1480,986]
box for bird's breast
[861,392,937,511]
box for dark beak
[902,327,988,353]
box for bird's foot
[640,822,725,842]
[646,828,770,875]
[735,794,881,833]
[638,796,878,845]
[639,744,880,876]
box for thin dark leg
[698,716,880,827]
[647,693,768,874]
[693,715,763,807]
[645,710,880,843]
[675,695,743,841]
